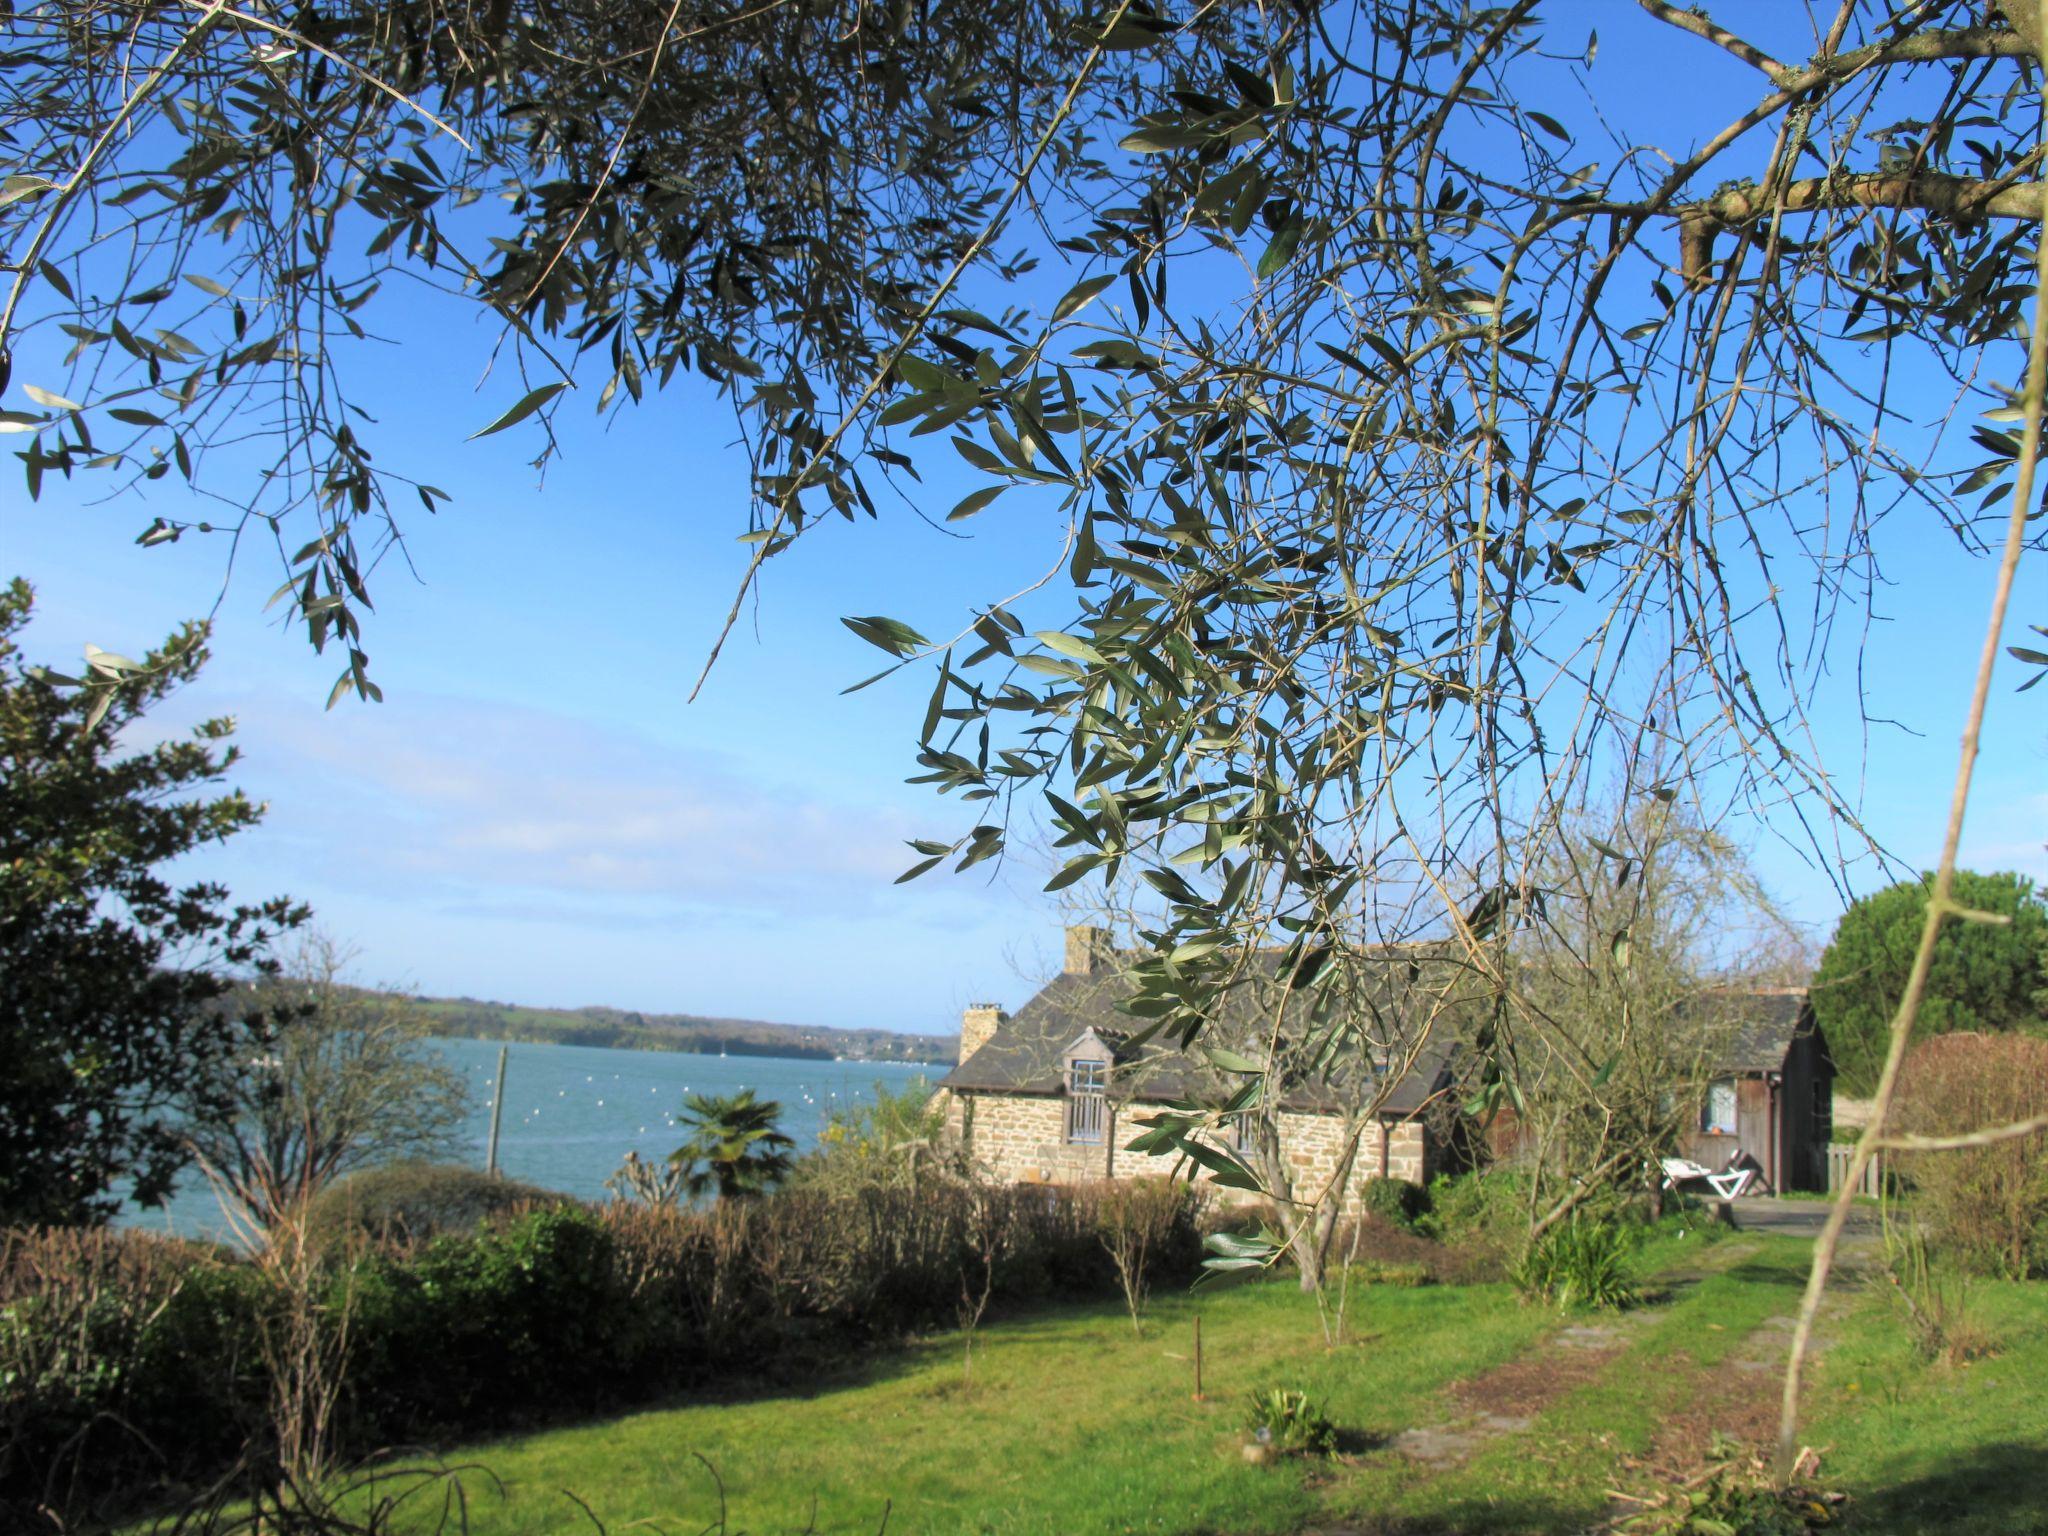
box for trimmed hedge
[2,1180,1204,1517]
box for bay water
[122,1036,941,1242]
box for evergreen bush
[304,1161,563,1248]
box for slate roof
[940,950,1476,1119]
[1710,989,1829,1075]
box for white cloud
[211,690,973,920]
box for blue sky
[5,4,2044,1035]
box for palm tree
[668,1089,796,1201]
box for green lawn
[386,1230,2048,1536]
[1810,1278,2048,1535]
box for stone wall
[961,1092,1116,1183]
[954,1089,1430,1204]
[1269,1109,1429,1198]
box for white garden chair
[1661,1156,1758,1200]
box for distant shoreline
[427,1026,952,1069]
[404,992,957,1067]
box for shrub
[1509,1217,1639,1311]
[1347,1260,1434,1288]
[1,1176,1209,1516]
[304,1161,565,1248]
[1243,1387,1339,1457]
[1357,1176,1431,1231]
[0,1227,261,1518]
[341,1206,629,1438]
[1881,1220,1998,1366]
[1893,1032,2048,1278]
[1328,1214,1503,1285]
[788,1079,968,1195]
[1414,1170,1530,1265]
[1090,1178,1206,1332]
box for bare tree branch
[1877,1112,2048,1152]
[1776,30,2048,1476]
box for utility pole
[486,1044,509,1175]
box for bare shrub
[0,1226,222,1517]
[186,932,471,1232]
[1090,1178,1203,1335]
[605,1148,689,1206]
[1880,1220,1998,1367]
[957,1186,1013,1388]
[244,1204,352,1491]
[1894,1033,2048,1278]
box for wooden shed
[1679,990,1835,1194]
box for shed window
[1702,1078,1739,1136]
[1066,1059,1108,1144]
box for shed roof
[940,949,1476,1119]
[1710,989,1829,1076]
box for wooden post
[485,1045,508,1176]
[1192,1313,1204,1401]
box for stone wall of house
[1268,1110,1429,1199]
[965,1092,1116,1183]
[954,1089,1429,1202]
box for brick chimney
[960,1002,1006,1063]
[1064,924,1114,977]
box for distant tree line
[412,997,957,1063]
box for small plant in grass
[1242,1387,1338,1459]
[1510,1217,1640,1311]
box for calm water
[121,1037,940,1242]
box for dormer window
[1066,1058,1108,1144]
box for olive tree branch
[1643,1,2031,91]
[687,0,1140,702]
[212,5,474,150]
[0,1,229,352]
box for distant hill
[403,994,958,1064]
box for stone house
[935,926,1466,1204]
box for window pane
[1066,1058,1108,1144]
[1703,1079,1738,1135]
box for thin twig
[1876,1112,2048,1151]
[1,2,230,350]
[1774,11,2048,1476]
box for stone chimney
[1064,924,1114,977]
[960,1002,1006,1063]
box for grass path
[395,1229,2046,1536]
